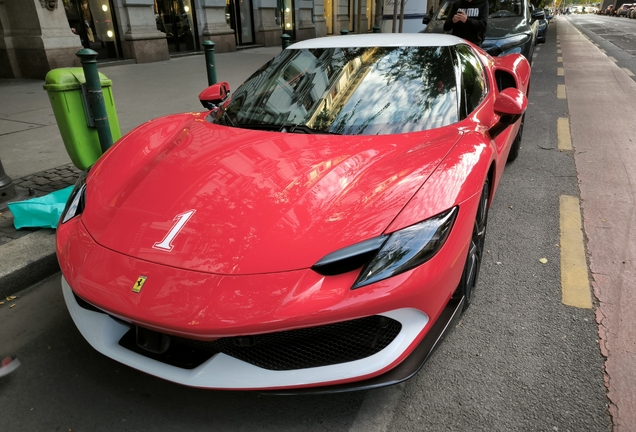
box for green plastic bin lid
[43,68,113,91]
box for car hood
[82,113,461,275]
[483,17,530,40]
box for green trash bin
[43,68,121,170]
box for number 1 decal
[153,210,196,252]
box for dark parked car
[533,8,548,43]
[422,0,539,61]
[618,3,632,16]
[544,8,554,21]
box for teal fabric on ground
[8,186,74,229]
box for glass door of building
[280,0,295,36]
[324,0,333,34]
[63,0,122,59]
[154,0,198,53]
[227,0,255,46]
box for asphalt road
[0,22,612,431]
[567,13,636,79]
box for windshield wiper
[279,124,339,135]
[210,104,235,127]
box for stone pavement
[0,46,282,296]
[0,164,81,246]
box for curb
[0,230,59,298]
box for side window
[456,45,488,118]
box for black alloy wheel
[507,113,525,162]
[458,179,490,310]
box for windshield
[488,0,524,18]
[220,46,458,135]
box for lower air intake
[174,315,402,371]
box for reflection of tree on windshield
[223,46,459,135]
[377,47,457,125]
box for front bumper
[63,276,431,390]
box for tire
[458,179,490,310]
[507,113,525,162]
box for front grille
[172,315,402,371]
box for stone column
[119,0,169,63]
[335,0,350,33]
[312,0,327,38]
[252,0,281,47]
[295,0,315,41]
[0,0,20,78]
[199,0,235,52]
[1,0,82,79]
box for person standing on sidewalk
[443,0,489,47]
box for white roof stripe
[288,33,467,49]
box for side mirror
[199,82,231,109]
[489,87,527,138]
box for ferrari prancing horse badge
[133,276,147,293]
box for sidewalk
[559,17,636,431]
[0,46,282,297]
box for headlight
[497,34,531,52]
[484,34,530,57]
[312,207,458,289]
[60,170,88,224]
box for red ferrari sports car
[57,33,529,392]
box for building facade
[0,0,386,79]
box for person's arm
[443,3,459,31]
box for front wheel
[457,179,490,310]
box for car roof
[288,33,467,49]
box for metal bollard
[76,48,113,153]
[373,26,380,33]
[340,29,349,35]
[281,33,291,49]
[202,40,217,85]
